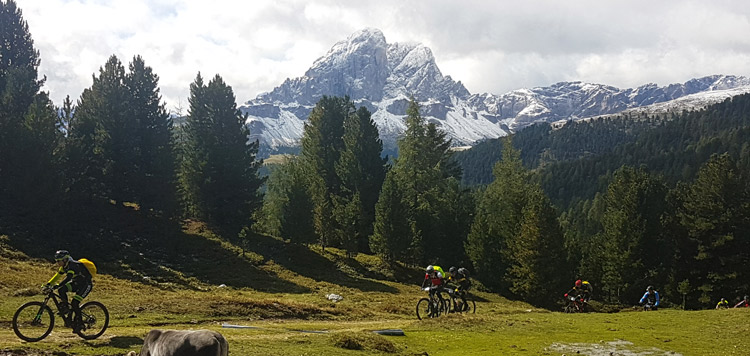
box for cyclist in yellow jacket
[43,250,93,333]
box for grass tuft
[332,331,397,353]
[12,288,38,297]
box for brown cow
[127,329,229,356]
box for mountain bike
[12,286,109,342]
[446,287,476,314]
[563,294,588,313]
[416,287,449,320]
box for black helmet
[646,285,654,291]
[54,250,70,261]
[745,295,749,300]
[426,265,434,274]
[449,266,457,274]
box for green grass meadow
[1,230,748,356]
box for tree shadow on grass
[86,336,143,350]
[6,199,395,294]
[112,224,311,294]
[247,234,399,294]
[16,201,313,294]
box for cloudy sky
[15,0,750,110]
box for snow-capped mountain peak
[240,29,750,154]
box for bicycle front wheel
[416,298,432,320]
[12,301,55,342]
[76,301,109,340]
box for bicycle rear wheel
[76,301,109,340]
[12,301,55,342]
[465,298,476,313]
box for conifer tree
[178,73,264,235]
[0,0,41,126]
[0,0,53,216]
[379,98,467,265]
[335,105,387,253]
[299,96,385,252]
[371,171,411,261]
[673,153,750,306]
[177,73,208,218]
[259,157,316,244]
[300,96,348,249]
[125,55,175,214]
[506,186,568,306]
[66,55,130,202]
[466,138,528,291]
[597,166,669,303]
[13,92,65,214]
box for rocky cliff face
[240,28,750,153]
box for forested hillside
[456,94,750,207]
[2,0,748,312]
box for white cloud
[14,0,750,109]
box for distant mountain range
[239,28,750,153]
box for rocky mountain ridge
[239,28,750,153]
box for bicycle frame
[565,295,586,312]
[446,288,468,310]
[423,287,447,317]
[41,290,73,322]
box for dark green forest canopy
[455,94,750,208]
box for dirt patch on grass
[549,340,683,356]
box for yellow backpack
[78,258,97,277]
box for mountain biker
[421,265,447,303]
[448,266,472,294]
[639,285,660,310]
[734,295,749,308]
[716,298,730,309]
[43,250,93,333]
[447,266,472,309]
[565,279,592,302]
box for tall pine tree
[125,55,175,214]
[672,153,750,306]
[299,96,385,252]
[300,96,348,249]
[66,55,130,203]
[335,105,387,254]
[466,137,567,302]
[371,171,411,261]
[178,73,264,236]
[258,157,316,244]
[466,138,528,291]
[597,166,669,303]
[376,98,467,265]
[0,0,58,218]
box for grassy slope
[1,220,749,356]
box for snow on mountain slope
[240,28,750,154]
